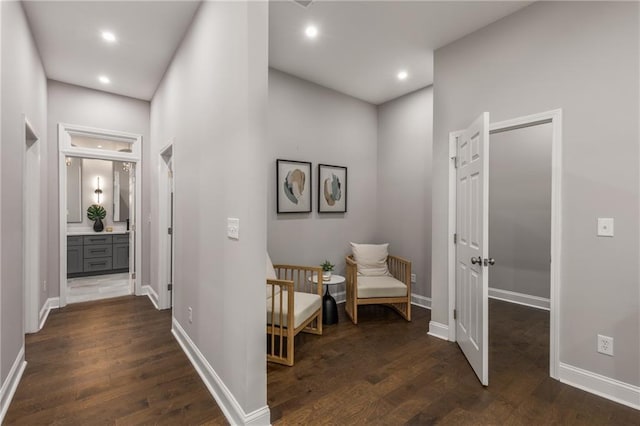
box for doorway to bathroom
[57,123,142,307]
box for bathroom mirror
[113,161,130,222]
[66,157,82,223]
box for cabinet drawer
[113,234,129,244]
[67,236,84,246]
[84,244,113,259]
[84,235,112,245]
[83,257,112,272]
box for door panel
[456,112,490,386]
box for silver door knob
[470,257,482,265]
[484,258,496,266]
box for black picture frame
[276,159,312,213]
[317,164,347,213]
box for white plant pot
[322,271,332,280]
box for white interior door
[129,163,136,292]
[455,112,490,386]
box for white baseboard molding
[559,362,640,410]
[0,346,27,423]
[171,318,270,425]
[411,293,431,309]
[142,285,159,310]
[489,287,550,311]
[38,297,60,330]
[428,321,450,341]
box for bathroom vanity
[67,233,129,278]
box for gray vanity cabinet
[67,233,129,278]
[67,236,84,274]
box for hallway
[4,297,227,425]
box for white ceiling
[270,0,531,104]
[23,1,201,101]
[22,1,530,104]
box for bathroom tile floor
[67,273,132,304]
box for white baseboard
[0,346,27,423]
[558,362,640,410]
[38,297,60,330]
[428,321,450,341]
[334,291,431,310]
[411,293,431,309]
[171,318,270,425]
[142,285,159,310]
[488,287,550,311]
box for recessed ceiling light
[97,145,103,149]
[101,31,117,43]
[98,75,110,84]
[397,71,408,81]
[305,25,318,39]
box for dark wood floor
[4,296,227,425]
[5,296,639,425]
[268,299,640,425]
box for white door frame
[447,108,563,379]
[57,123,142,307]
[23,115,41,333]
[157,142,174,310]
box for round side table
[310,274,345,325]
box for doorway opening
[64,157,136,303]
[447,109,562,386]
[57,123,142,308]
[157,143,174,310]
[23,116,41,333]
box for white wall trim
[428,321,449,341]
[488,288,550,311]
[157,142,174,310]
[411,293,432,310]
[142,285,160,310]
[559,362,640,411]
[38,297,60,330]
[334,291,431,310]
[171,318,270,425]
[0,346,26,423]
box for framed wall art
[318,164,347,213]
[276,159,312,213]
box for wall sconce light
[65,157,72,167]
[95,176,103,204]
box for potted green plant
[320,260,335,280]
[87,204,107,232]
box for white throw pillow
[266,253,281,299]
[350,242,390,276]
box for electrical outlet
[410,274,416,283]
[227,218,240,240]
[597,334,614,356]
[188,307,193,324]
[43,280,47,291]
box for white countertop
[67,230,129,236]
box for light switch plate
[227,218,240,240]
[597,218,614,237]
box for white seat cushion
[267,291,321,329]
[357,275,407,299]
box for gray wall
[268,69,378,288]
[489,123,552,299]
[432,2,639,385]
[1,0,47,381]
[150,1,268,415]
[377,87,433,299]
[46,81,151,300]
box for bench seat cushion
[357,275,407,299]
[267,291,321,329]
